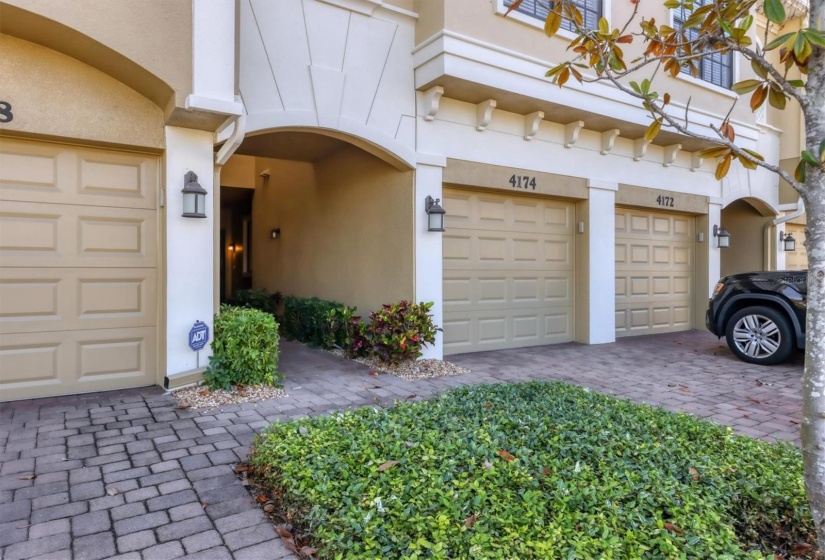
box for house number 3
[0,101,13,123]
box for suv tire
[725,306,794,365]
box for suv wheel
[725,306,794,365]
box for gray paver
[72,532,116,560]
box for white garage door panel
[0,268,157,334]
[0,138,159,401]
[0,142,158,209]
[0,327,157,401]
[786,224,807,270]
[442,188,575,355]
[615,208,694,337]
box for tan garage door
[0,138,159,401]
[615,207,693,337]
[442,188,575,355]
[785,223,807,270]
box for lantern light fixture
[780,231,796,252]
[713,224,730,249]
[425,196,446,232]
[181,171,207,218]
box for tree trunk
[800,0,825,542]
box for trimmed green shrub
[365,301,439,364]
[281,296,353,349]
[325,305,370,358]
[204,305,280,391]
[250,382,812,559]
[227,288,282,314]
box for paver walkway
[0,331,803,559]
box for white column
[165,126,216,375]
[587,179,617,344]
[708,201,723,286]
[415,156,446,359]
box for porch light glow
[182,171,207,218]
[713,224,730,249]
[780,231,796,252]
[425,196,446,232]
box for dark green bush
[365,301,439,364]
[204,305,280,391]
[280,296,354,349]
[250,382,812,559]
[227,288,282,314]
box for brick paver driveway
[0,331,802,559]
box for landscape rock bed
[172,383,286,409]
[330,349,470,380]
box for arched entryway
[720,197,777,277]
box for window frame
[670,1,737,91]
[495,0,611,41]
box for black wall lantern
[425,196,446,232]
[713,224,730,249]
[780,231,796,252]
[182,171,207,218]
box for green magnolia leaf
[742,148,765,162]
[750,59,768,80]
[731,79,762,95]
[820,139,825,160]
[630,81,642,94]
[801,150,819,166]
[804,29,825,48]
[768,87,786,110]
[793,32,813,62]
[763,0,786,24]
[764,31,795,51]
[645,119,662,142]
[787,79,805,88]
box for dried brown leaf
[18,474,36,481]
[689,467,700,482]
[378,460,399,472]
[790,543,813,556]
[233,464,250,473]
[497,450,516,462]
[263,504,276,513]
[664,522,683,535]
[256,494,269,503]
[300,546,319,557]
[105,487,119,496]
[464,513,478,528]
[276,524,295,540]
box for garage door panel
[443,307,574,354]
[615,207,693,337]
[443,188,574,354]
[0,139,159,401]
[0,328,156,400]
[0,201,157,268]
[0,268,156,334]
[0,139,157,209]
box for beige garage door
[785,223,807,270]
[615,207,693,337]
[0,138,159,401]
[442,188,575,355]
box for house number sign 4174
[509,174,537,190]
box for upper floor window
[673,0,733,88]
[503,0,602,33]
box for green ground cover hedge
[249,382,812,559]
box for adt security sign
[188,321,209,351]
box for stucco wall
[250,146,414,314]
[720,199,771,277]
[0,34,164,149]
[2,0,191,106]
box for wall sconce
[713,225,730,249]
[270,228,280,240]
[779,231,796,251]
[425,196,446,232]
[181,171,207,218]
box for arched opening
[720,197,776,277]
[219,130,415,315]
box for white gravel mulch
[172,384,286,410]
[330,349,470,381]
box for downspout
[764,197,805,270]
[213,97,246,312]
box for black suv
[706,270,807,365]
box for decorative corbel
[690,152,704,172]
[600,129,621,155]
[564,121,585,148]
[422,86,444,122]
[476,99,497,131]
[633,138,650,161]
[663,143,681,167]
[524,111,545,141]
